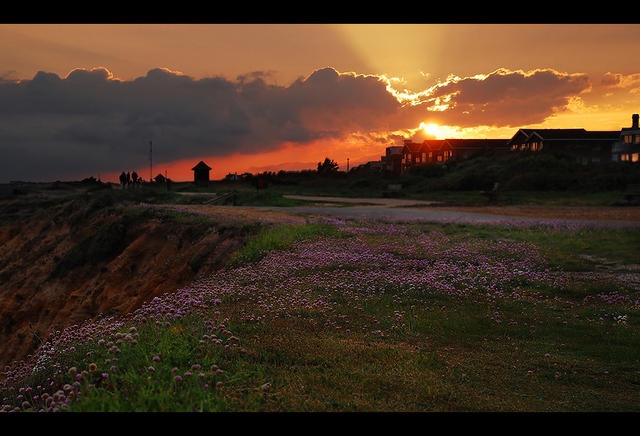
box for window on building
[635,136,640,144]
[437,155,443,162]
[621,153,630,161]
[633,153,639,162]
[624,135,633,144]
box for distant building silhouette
[192,161,212,186]
[507,128,619,164]
[613,114,640,162]
[373,113,640,176]
[401,139,454,172]
[381,146,404,176]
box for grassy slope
[3,217,639,412]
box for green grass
[230,221,346,265]
[63,314,267,412]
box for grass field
[2,214,639,412]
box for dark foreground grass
[2,218,639,412]
[416,221,640,270]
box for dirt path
[262,205,544,224]
[151,197,640,227]
[281,195,640,225]
[262,205,640,227]
[283,195,439,207]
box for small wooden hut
[192,161,212,186]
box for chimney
[633,114,639,129]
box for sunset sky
[1,23,639,183]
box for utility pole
[149,140,153,182]
[347,158,349,172]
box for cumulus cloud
[0,66,407,181]
[600,72,640,97]
[601,72,640,88]
[414,68,592,127]
[0,66,592,181]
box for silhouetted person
[126,172,131,187]
[119,171,127,189]
[131,171,138,187]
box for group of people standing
[119,171,142,189]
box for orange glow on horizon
[100,137,388,183]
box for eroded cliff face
[0,194,248,366]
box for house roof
[508,129,619,145]
[403,142,424,153]
[423,139,449,151]
[621,127,640,134]
[402,140,451,153]
[192,161,212,171]
[445,139,510,149]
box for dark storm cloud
[0,66,592,181]
[0,66,403,181]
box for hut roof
[192,161,212,171]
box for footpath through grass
[2,217,639,412]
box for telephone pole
[149,140,153,182]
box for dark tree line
[317,157,339,175]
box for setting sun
[421,123,441,138]
[417,122,465,140]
